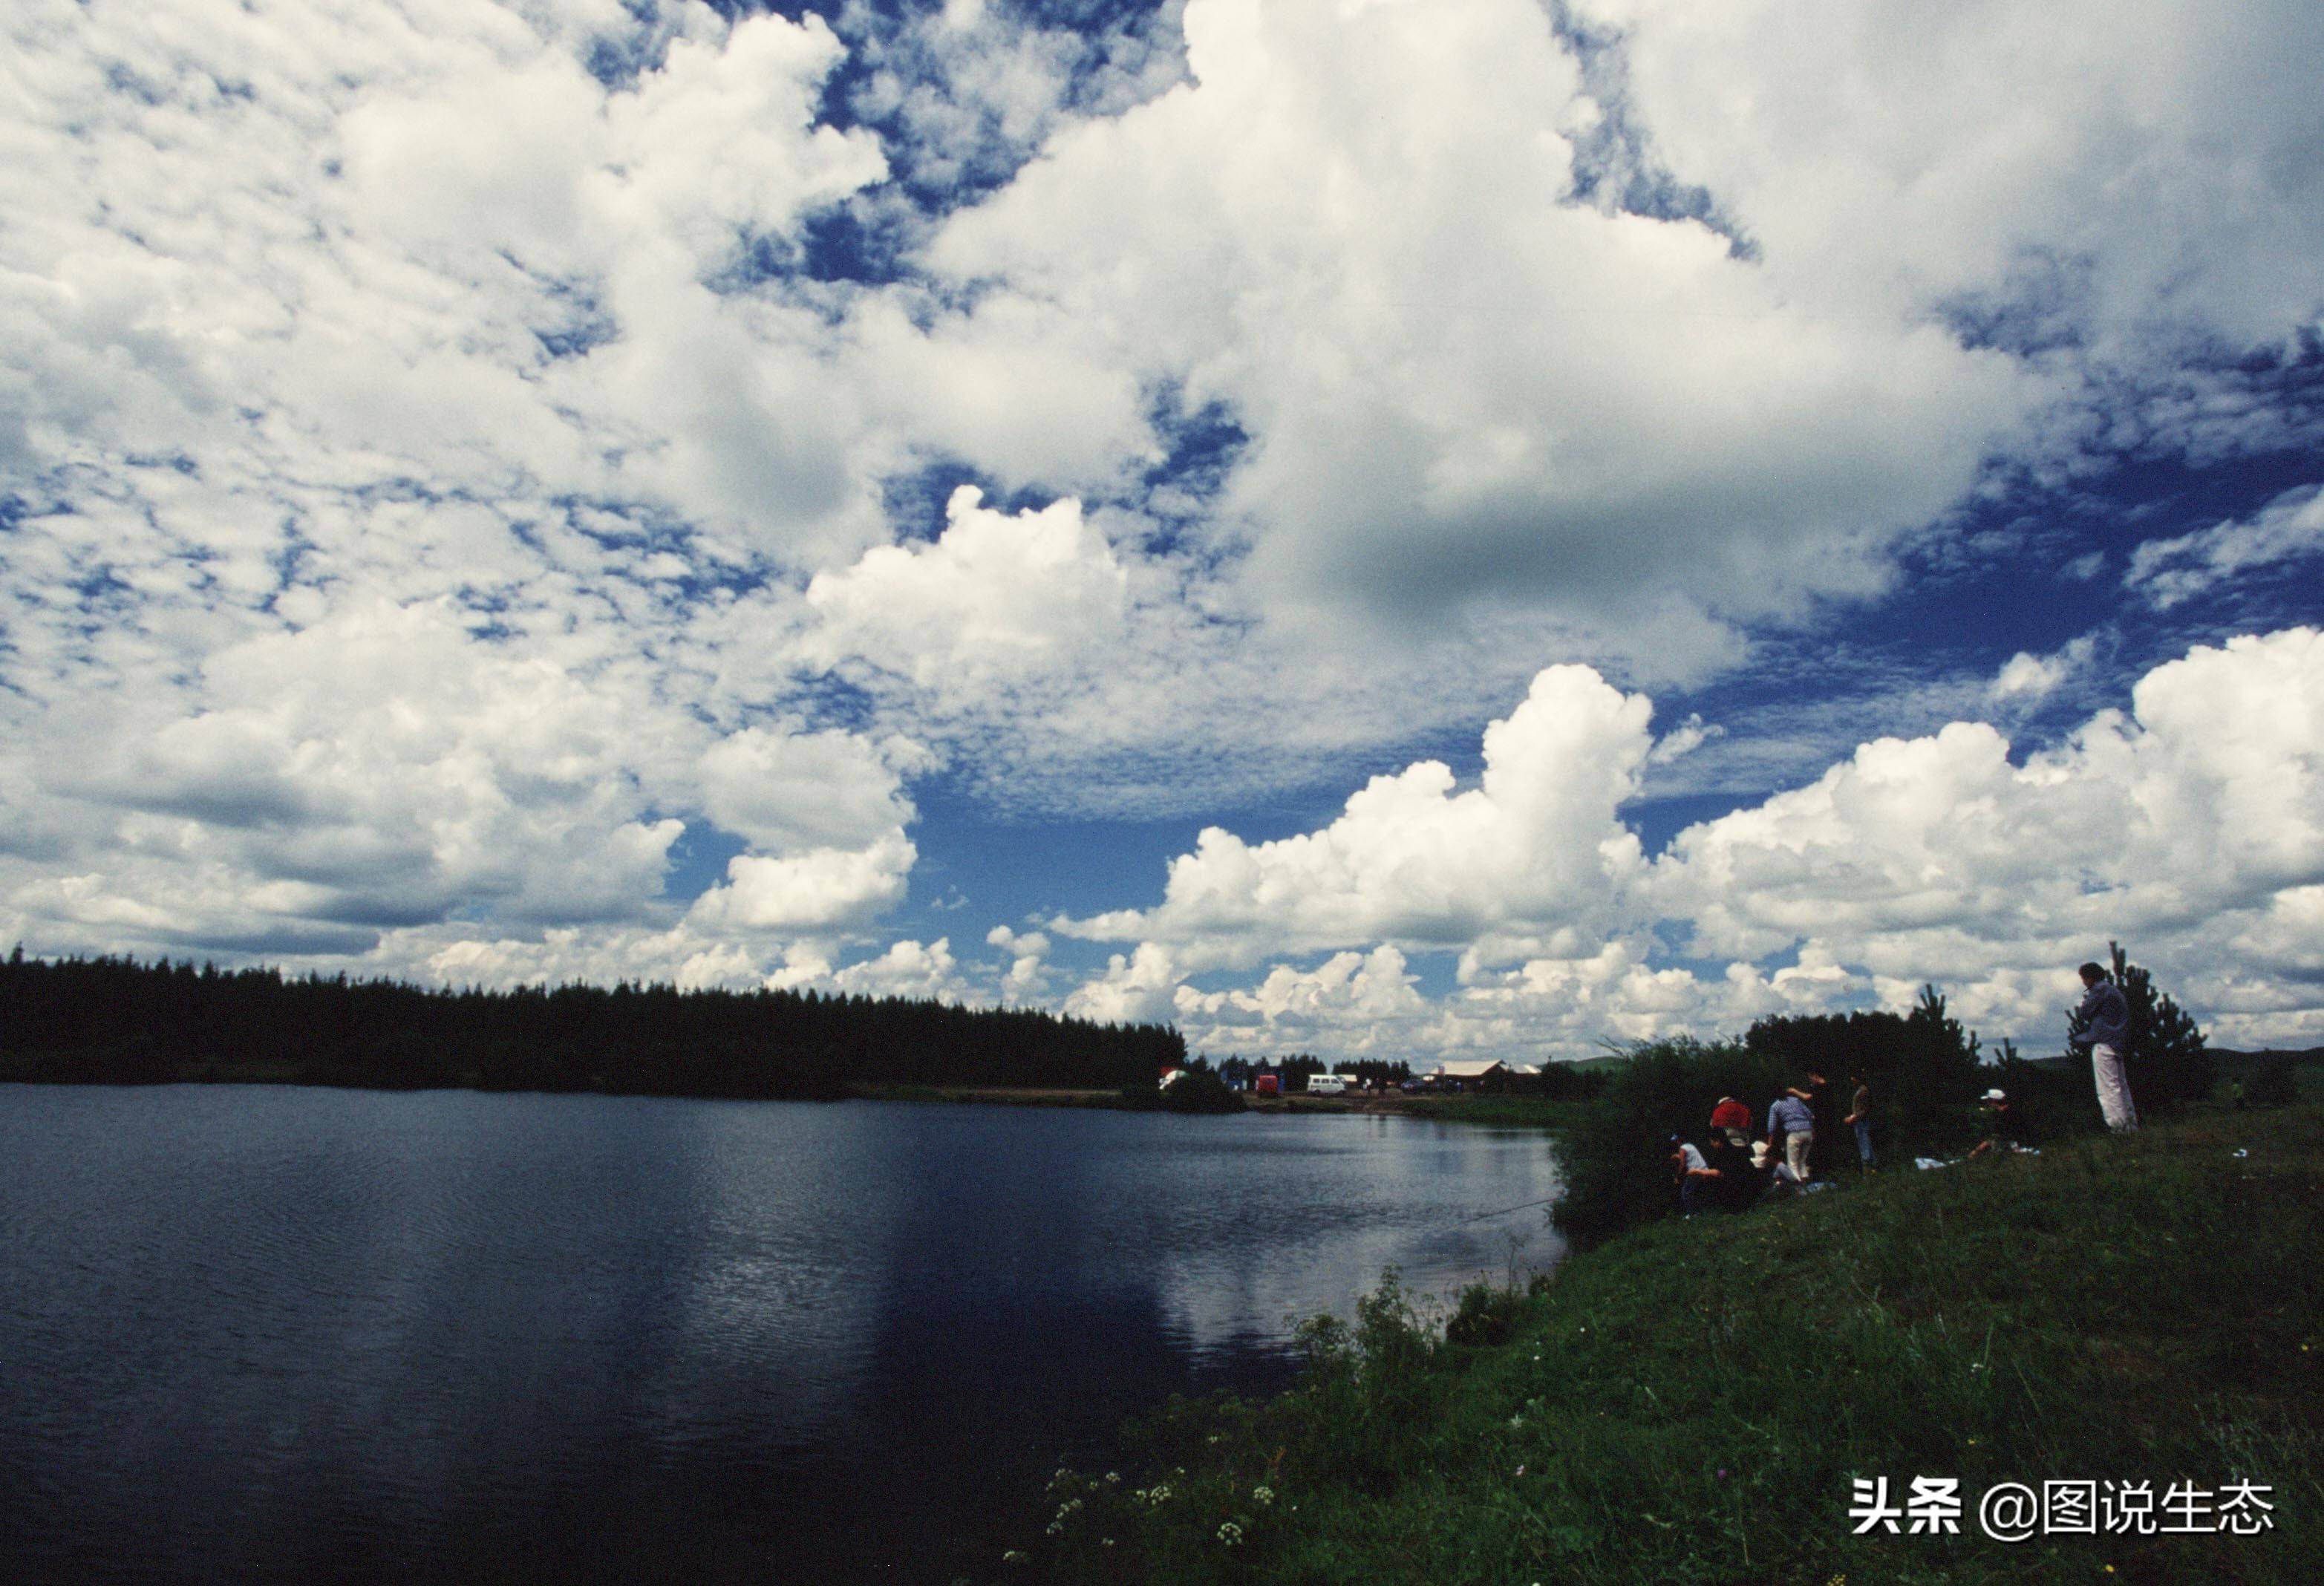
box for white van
[1306,1073,1350,1095]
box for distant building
[1431,1059,1509,1091]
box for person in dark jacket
[1701,1132,1761,1212]
[1843,1071,1876,1172]
[2072,961,2139,1132]
[1967,1087,2018,1158]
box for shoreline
[854,1083,1582,1128]
[1001,1103,2324,1584]
[0,1069,1583,1131]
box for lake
[0,1086,1564,1583]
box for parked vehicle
[1306,1074,1348,1095]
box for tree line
[0,949,1185,1100]
[1212,1054,1414,1089]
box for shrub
[1559,996,1995,1247]
[2248,1057,2300,1109]
[1746,985,1985,1155]
[1550,1037,1793,1249]
[1444,1279,1522,1347]
[1120,1063,1245,1113]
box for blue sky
[4,0,2323,1061]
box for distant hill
[2212,1046,2324,1063]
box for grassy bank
[1002,1106,2323,1584]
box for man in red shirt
[1710,1096,1751,1144]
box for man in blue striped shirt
[1766,1091,1815,1184]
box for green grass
[2211,1051,2324,1105]
[1001,1106,2324,1585]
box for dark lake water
[0,1086,1564,1584]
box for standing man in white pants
[2075,961,2139,1132]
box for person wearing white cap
[1966,1088,2016,1159]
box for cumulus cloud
[687,833,917,934]
[1172,945,1429,1057]
[986,924,1051,997]
[1061,665,1654,966]
[803,486,1130,685]
[1988,636,2096,704]
[698,726,920,853]
[1062,942,1181,1026]
[1065,630,2324,1060]
[927,0,2037,644]
[1656,628,2324,970]
[830,936,963,1000]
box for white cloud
[803,486,1131,686]
[1172,945,1428,1056]
[1,600,692,952]
[927,0,2038,644]
[1061,665,1654,966]
[1062,942,1181,1026]
[1988,636,2096,703]
[688,832,917,934]
[1652,625,2324,1022]
[699,726,918,853]
[830,936,963,1000]
[1063,629,2324,1060]
[8,0,2324,1068]
[1576,0,2324,359]
[2126,485,2324,610]
[1645,711,1720,766]
[986,924,1051,996]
